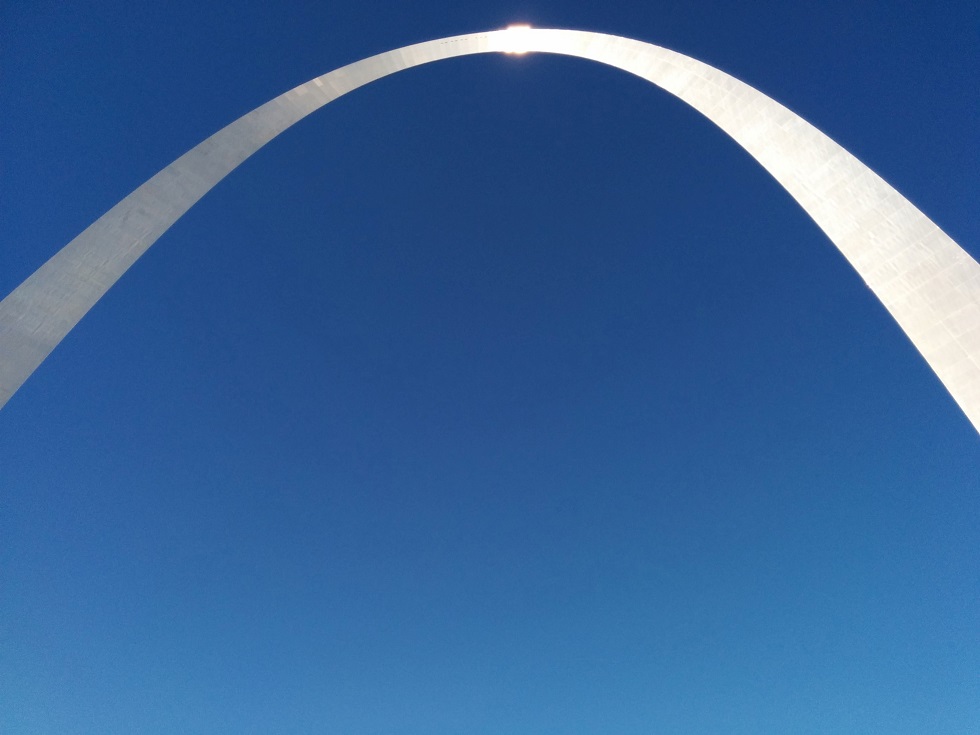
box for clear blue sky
[2,1,978,733]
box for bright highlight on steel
[501,25,534,54]
[1,29,978,432]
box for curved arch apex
[1,28,978,433]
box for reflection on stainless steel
[2,29,977,431]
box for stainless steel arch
[2,28,978,430]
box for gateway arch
[1,27,978,431]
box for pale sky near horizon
[2,1,978,733]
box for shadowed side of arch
[1,28,978,430]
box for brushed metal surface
[2,28,977,431]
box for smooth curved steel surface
[2,28,978,430]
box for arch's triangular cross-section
[2,28,978,430]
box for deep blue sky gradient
[2,1,979,733]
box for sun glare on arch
[502,24,533,54]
